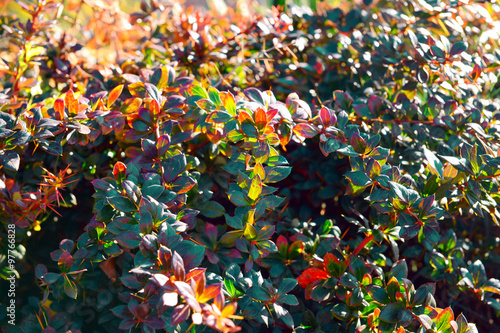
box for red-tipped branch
[352,233,374,256]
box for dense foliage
[1,0,500,332]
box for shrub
[1,0,500,332]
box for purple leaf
[174,282,201,312]
[171,304,191,326]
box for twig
[214,41,296,88]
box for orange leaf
[221,303,237,318]
[293,123,318,138]
[68,100,79,116]
[65,89,76,106]
[121,97,143,114]
[186,268,206,282]
[113,162,127,181]
[149,99,160,116]
[254,107,267,131]
[54,99,65,121]
[198,284,221,303]
[237,110,253,124]
[99,258,117,282]
[108,84,124,108]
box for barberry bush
[1,0,500,332]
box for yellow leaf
[248,175,262,201]
[253,162,265,180]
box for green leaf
[241,123,259,138]
[247,286,271,301]
[331,303,351,320]
[311,286,332,302]
[208,87,221,106]
[206,111,232,123]
[41,272,61,284]
[278,294,298,306]
[436,307,454,331]
[225,214,243,229]
[279,278,298,294]
[423,146,444,179]
[345,171,373,187]
[386,277,400,301]
[339,272,359,288]
[189,85,208,99]
[228,187,251,207]
[389,260,408,280]
[39,140,62,156]
[379,302,405,323]
[64,276,78,299]
[224,278,237,297]
[450,41,467,56]
[197,201,225,218]
[350,132,366,154]
[398,309,412,323]
[122,180,142,204]
[389,181,418,204]
[219,230,243,246]
[265,166,291,183]
[349,256,366,281]
[274,303,294,327]
[422,226,440,244]
[0,152,20,171]
[257,225,275,240]
[221,91,236,116]
[116,231,141,249]
[107,195,137,213]
[142,184,164,200]
[368,285,390,304]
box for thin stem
[352,233,374,256]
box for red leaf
[288,241,304,259]
[58,251,74,272]
[266,108,278,124]
[172,176,196,194]
[319,106,335,127]
[276,235,288,254]
[293,123,318,138]
[113,162,127,180]
[297,268,329,288]
[470,64,482,82]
